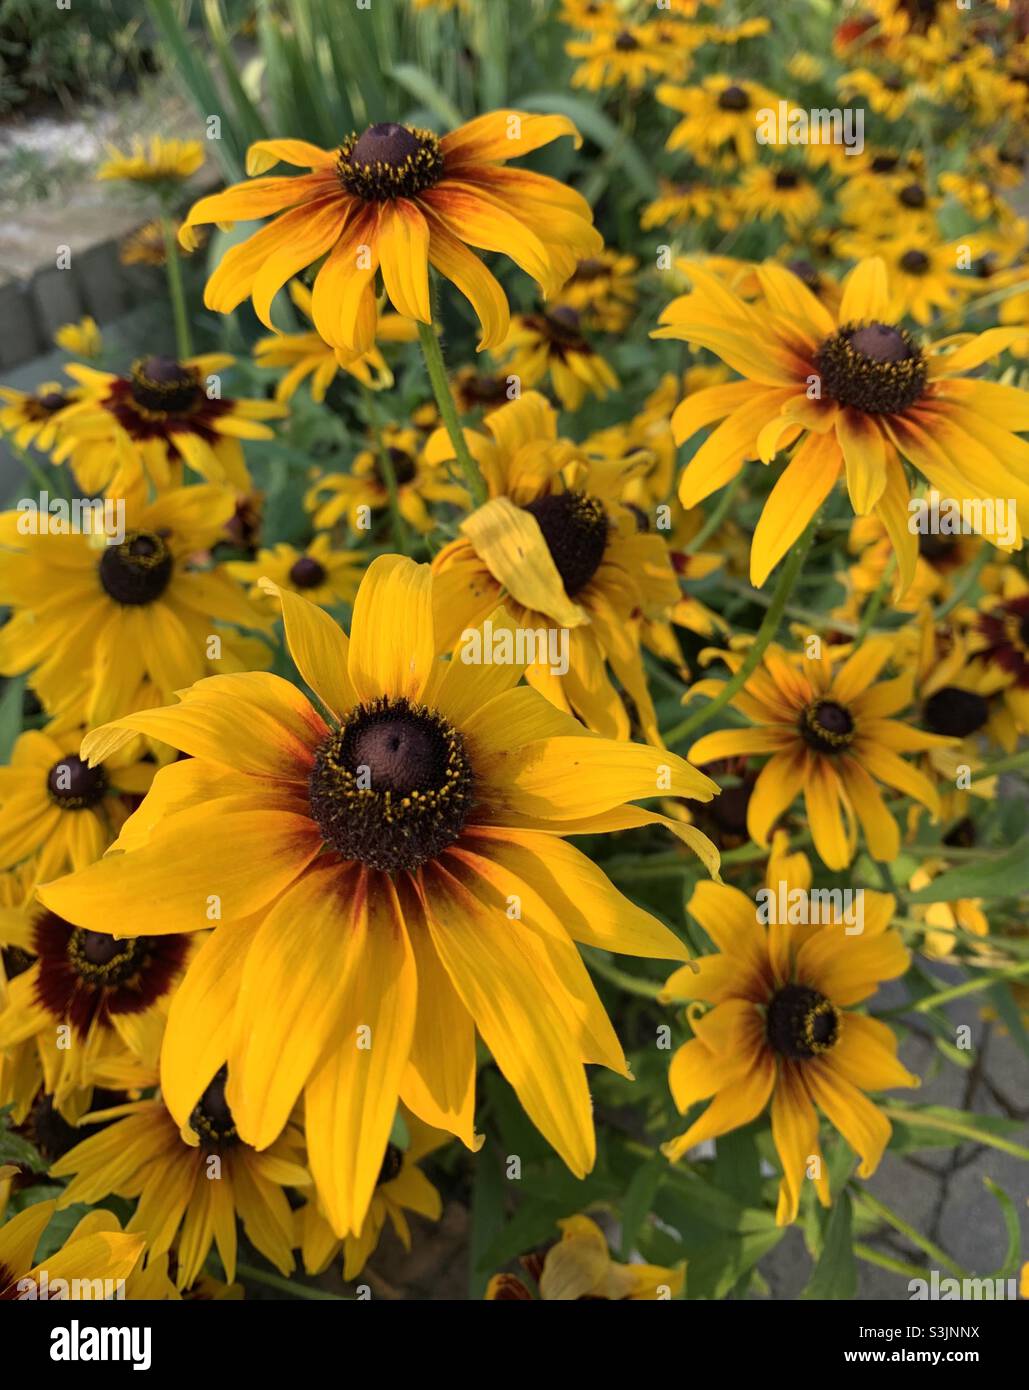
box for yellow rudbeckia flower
[39,555,719,1238]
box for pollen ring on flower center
[308,696,475,874]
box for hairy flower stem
[416,319,488,508]
[665,516,819,747]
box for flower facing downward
[486,1213,684,1300]
[39,556,720,1238]
[178,112,602,356]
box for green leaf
[988,981,1029,1060]
[467,1141,508,1299]
[906,836,1029,902]
[801,1192,857,1299]
[391,63,463,130]
[983,1179,1021,1280]
[618,1156,664,1260]
[713,1126,763,1208]
[0,676,24,764]
[884,1104,1029,1159]
[518,92,660,200]
[388,1109,410,1152]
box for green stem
[415,320,487,507]
[684,471,744,555]
[161,210,193,359]
[664,517,818,747]
[853,1242,932,1282]
[968,748,1029,783]
[363,391,409,557]
[585,951,666,999]
[719,577,860,637]
[933,544,990,622]
[879,1105,1029,1163]
[853,557,895,647]
[852,1190,967,1279]
[910,960,1029,1013]
[11,439,59,498]
[235,1262,347,1300]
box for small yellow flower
[486,1214,685,1300]
[227,534,363,611]
[97,136,204,184]
[53,317,102,360]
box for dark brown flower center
[337,123,444,201]
[460,373,509,406]
[1,944,33,980]
[289,555,327,589]
[718,84,749,111]
[309,697,474,874]
[32,911,188,1037]
[814,321,927,414]
[377,1143,404,1186]
[67,929,150,986]
[543,305,588,349]
[786,259,820,291]
[800,699,855,753]
[871,154,899,173]
[190,1065,239,1149]
[37,391,70,412]
[570,258,608,283]
[898,183,927,208]
[923,687,989,738]
[376,446,418,488]
[129,356,203,415]
[774,170,800,190]
[899,249,930,274]
[523,491,609,598]
[46,755,108,809]
[614,29,640,50]
[767,984,841,1059]
[99,528,174,605]
[918,531,956,562]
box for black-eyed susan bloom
[686,639,953,870]
[0,381,80,453]
[655,257,1029,589]
[49,1071,308,1289]
[553,249,638,334]
[226,534,363,613]
[97,136,204,185]
[660,843,917,1225]
[53,355,286,494]
[297,1111,444,1281]
[486,1214,684,1300]
[656,76,782,168]
[39,556,719,1237]
[178,112,601,356]
[305,422,467,535]
[253,282,419,401]
[425,392,683,742]
[0,722,153,879]
[0,484,272,727]
[0,879,190,1114]
[0,1197,145,1300]
[495,308,619,411]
